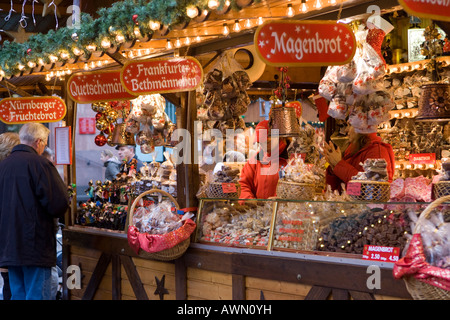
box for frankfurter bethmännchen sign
[398,0,450,22]
[0,96,66,124]
[254,20,357,67]
[67,70,136,103]
[120,57,203,95]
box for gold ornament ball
[96,119,109,131]
[92,103,101,112]
[97,102,111,113]
[106,110,119,122]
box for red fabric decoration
[393,234,450,291]
[127,219,196,254]
[313,94,329,122]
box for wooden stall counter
[63,226,411,300]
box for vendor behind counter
[324,124,395,193]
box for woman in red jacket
[239,120,288,199]
[324,124,395,192]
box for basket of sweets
[393,195,450,300]
[347,158,390,202]
[205,165,241,199]
[433,160,450,199]
[127,189,196,261]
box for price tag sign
[347,181,362,196]
[222,183,237,194]
[362,245,400,262]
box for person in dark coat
[100,149,121,181]
[0,123,69,300]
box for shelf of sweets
[385,56,450,75]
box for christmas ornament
[95,112,103,121]
[106,110,119,122]
[26,48,32,55]
[96,119,109,131]
[71,32,79,42]
[132,14,139,25]
[103,124,114,135]
[94,133,107,146]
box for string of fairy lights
[0,0,344,82]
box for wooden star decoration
[154,275,169,300]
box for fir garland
[0,0,261,78]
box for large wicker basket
[402,195,450,300]
[206,182,241,199]
[433,181,450,199]
[276,180,316,200]
[128,189,191,261]
[347,180,390,202]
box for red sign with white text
[120,57,203,95]
[0,96,66,124]
[254,20,356,67]
[67,70,136,103]
[363,245,400,263]
[398,0,450,22]
[409,153,436,165]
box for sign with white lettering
[409,153,436,165]
[120,57,203,95]
[67,70,136,103]
[362,245,400,262]
[0,96,66,124]
[398,0,450,22]
[254,20,356,67]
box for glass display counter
[195,198,449,258]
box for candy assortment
[319,23,395,133]
[286,123,322,164]
[132,200,192,235]
[351,158,389,181]
[317,207,415,254]
[279,155,325,185]
[199,201,273,247]
[406,209,450,269]
[272,202,320,251]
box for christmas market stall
[1,0,449,300]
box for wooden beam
[0,80,32,97]
[106,51,128,66]
[119,255,149,300]
[111,255,122,300]
[81,252,112,300]
[175,258,187,300]
[305,286,332,300]
[232,274,246,300]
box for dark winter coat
[104,158,121,181]
[0,144,69,268]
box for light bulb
[300,0,308,12]
[83,62,89,70]
[257,17,264,25]
[38,58,45,66]
[89,61,96,69]
[149,20,160,31]
[66,69,72,75]
[185,37,191,45]
[45,74,51,81]
[175,38,182,48]
[49,54,58,63]
[86,44,97,51]
[314,0,322,9]
[232,20,241,32]
[328,0,336,4]
[208,0,219,10]
[166,39,173,50]
[115,33,125,43]
[286,4,294,17]
[101,38,111,48]
[195,35,201,42]
[134,26,142,38]
[223,23,230,36]
[60,51,70,60]
[73,47,83,56]
[244,19,252,28]
[128,51,135,58]
[27,61,36,68]
[17,64,25,71]
[186,5,199,18]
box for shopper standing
[0,123,69,300]
[0,132,20,300]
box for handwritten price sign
[363,245,400,262]
[254,20,356,67]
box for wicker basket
[402,195,450,300]
[433,181,450,199]
[128,189,191,261]
[206,182,241,199]
[276,180,316,200]
[347,180,390,202]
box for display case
[195,198,449,259]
